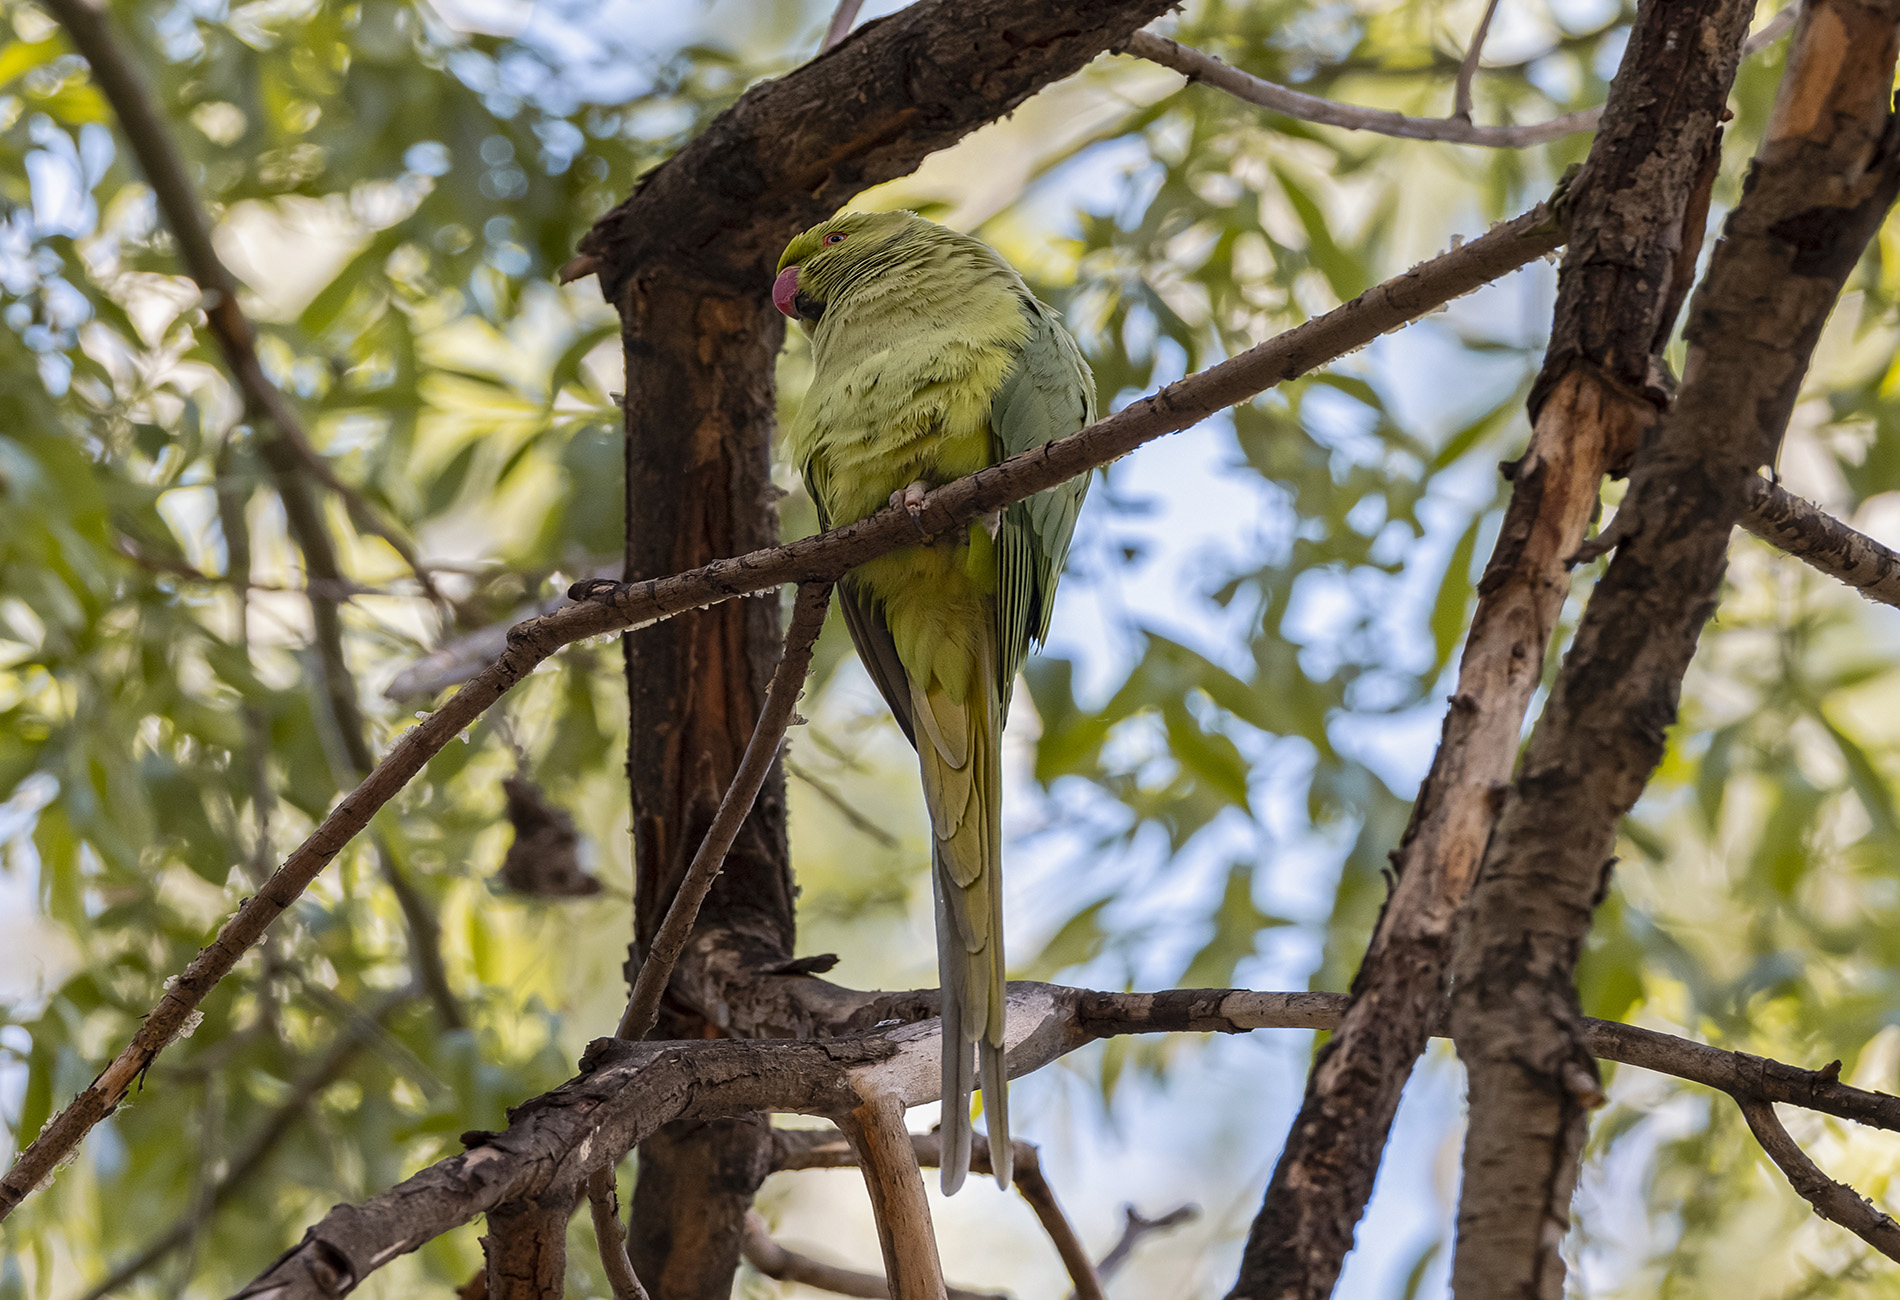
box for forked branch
[1737,1096,1900,1262]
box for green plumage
[776,211,1094,1192]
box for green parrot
[773,211,1094,1193]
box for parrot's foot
[890,480,931,537]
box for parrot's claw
[890,480,931,537]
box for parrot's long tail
[914,659,1009,1195]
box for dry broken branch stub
[1227,2,1755,1295]
[227,982,1900,1299]
[1449,0,1900,1293]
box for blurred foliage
[4,0,1900,1297]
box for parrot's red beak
[772,266,801,318]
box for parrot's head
[773,210,932,324]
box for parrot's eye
[823,232,847,245]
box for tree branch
[1127,10,1796,150]
[838,1092,945,1300]
[1227,2,1754,1294]
[1126,30,1601,147]
[770,1127,1108,1300]
[1736,1096,1900,1262]
[1448,0,1900,1292]
[740,1213,1005,1300]
[225,983,1900,1300]
[1741,476,1900,608]
[616,581,833,1040]
[0,194,1565,1224]
[1450,0,1503,122]
[1091,1205,1200,1289]
[586,1169,650,1300]
[576,0,1183,299]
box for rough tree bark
[572,2,1178,1294]
[1448,1,1900,1294]
[1225,2,1754,1296]
[230,982,1900,1300]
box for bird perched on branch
[773,211,1094,1193]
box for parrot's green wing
[991,296,1096,702]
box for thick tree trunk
[582,4,1180,1295]
[1224,2,1753,1295]
[1448,1,1900,1293]
[619,276,794,1299]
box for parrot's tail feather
[934,845,977,1196]
[980,1039,1011,1187]
[917,636,1008,1195]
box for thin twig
[1450,0,1503,122]
[1740,476,1900,609]
[741,1212,1005,1300]
[617,581,833,1040]
[41,0,439,602]
[1736,1096,1900,1262]
[1127,10,1796,150]
[822,0,866,51]
[1091,1205,1199,1287]
[0,205,1563,1221]
[787,759,902,848]
[1002,1151,1105,1300]
[1127,30,1601,146]
[586,1168,651,1300]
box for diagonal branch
[1127,30,1602,147]
[1128,9,1796,150]
[616,581,833,1040]
[226,983,1900,1300]
[1736,1095,1900,1261]
[1741,476,1900,608]
[838,1092,945,1300]
[73,989,413,1300]
[586,1170,650,1300]
[0,198,1564,1224]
